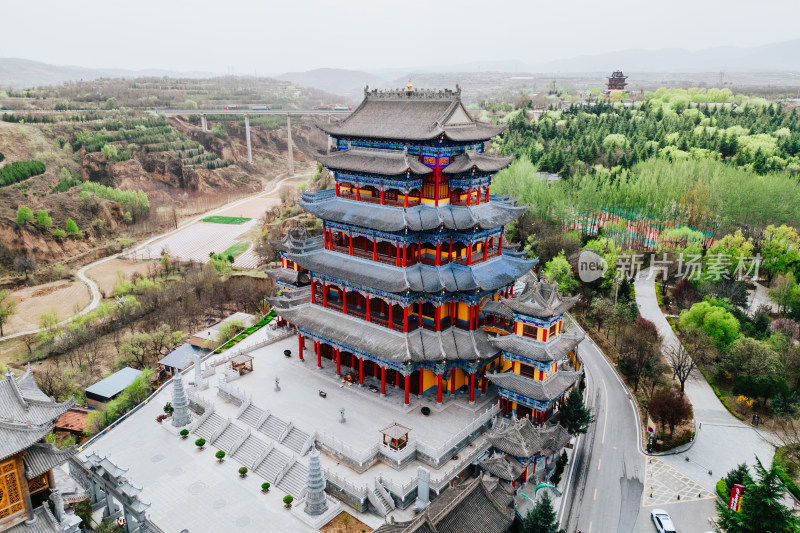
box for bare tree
[13,255,37,282]
[665,343,697,395]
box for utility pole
[244,113,252,164]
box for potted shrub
[283,495,293,508]
[261,482,270,493]
[195,438,206,450]
[163,402,174,416]
[180,429,189,439]
[216,450,226,463]
[156,414,168,424]
[239,466,248,478]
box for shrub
[216,450,226,461]
[35,209,52,231]
[283,495,293,505]
[66,218,80,235]
[16,205,33,225]
[0,160,45,186]
[550,451,568,486]
[716,479,729,500]
[195,438,206,448]
[212,123,227,138]
[238,466,248,476]
[163,402,174,415]
[52,228,66,241]
[261,482,270,492]
[180,429,189,438]
[155,414,168,423]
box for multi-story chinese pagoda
[606,70,628,92]
[0,367,83,533]
[269,84,536,405]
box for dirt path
[1,172,307,341]
[4,280,92,336]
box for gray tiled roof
[374,477,514,533]
[317,149,432,175]
[443,152,513,174]
[300,190,526,232]
[316,87,506,142]
[0,420,53,461]
[23,442,75,479]
[488,320,585,363]
[487,371,582,404]
[264,267,305,285]
[6,505,62,533]
[479,453,526,481]
[487,418,572,458]
[287,248,536,294]
[269,301,498,363]
[0,368,74,427]
[273,227,323,254]
[482,273,579,319]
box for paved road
[1,108,350,116]
[1,173,303,341]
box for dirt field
[214,175,308,219]
[85,258,156,297]
[320,512,373,533]
[5,280,91,335]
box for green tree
[185,99,198,109]
[543,251,578,294]
[679,300,740,350]
[761,225,800,281]
[0,290,16,337]
[716,458,799,533]
[65,218,80,235]
[35,209,52,231]
[16,205,33,226]
[560,387,595,435]
[522,492,563,533]
[212,123,227,138]
[101,143,119,161]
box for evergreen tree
[560,387,595,435]
[35,209,52,231]
[716,458,799,533]
[65,218,80,235]
[16,205,33,226]
[522,492,563,533]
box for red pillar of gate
[466,188,472,206]
[403,306,408,332]
[396,244,401,267]
[316,341,321,368]
[381,366,386,395]
[336,349,341,376]
[336,182,340,197]
[356,186,361,201]
[469,372,475,403]
[298,334,304,360]
[467,244,472,266]
[404,374,410,405]
[449,240,453,262]
[417,303,422,327]
[437,374,443,403]
[359,358,364,385]
[476,187,481,205]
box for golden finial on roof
[407,79,413,91]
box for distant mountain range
[4,38,800,93]
[0,58,218,90]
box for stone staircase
[281,427,310,454]
[254,448,290,483]
[213,424,244,452]
[238,404,263,427]
[232,435,265,466]
[261,414,288,440]
[194,413,224,440]
[277,462,307,499]
[368,481,396,517]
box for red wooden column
[322,283,327,307]
[315,341,321,368]
[403,306,408,332]
[404,190,409,208]
[366,296,371,322]
[449,240,453,263]
[310,280,316,304]
[380,188,385,205]
[373,239,377,262]
[467,244,473,265]
[404,374,410,405]
[476,187,481,205]
[417,304,423,327]
[498,234,503,254]
[435,243,441,266]
[403,245,407,267]
[359,358,364,385]
[349,234,353,255]
[356,185,361,201]
[483,238,488,261]
[467,305,474,330]
[396,244,401,267]
[335,348,341,376]
[450,301,455,327]
[486,186,490,203]
[336,182,340,196]
[450,367,456,395]
[437,373,443,403]
[466,188,472,206]
[381,366,386,395]
[298,334,304,360]
[388,304,393,330]
[469,372,476,403]
[435,305,441,332]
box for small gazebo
[380,422,411,450]
[230,354,254,375]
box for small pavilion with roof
[380,422,411,451]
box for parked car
[650,509,676,533]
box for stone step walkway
[255,448,290,483]
[194,413,224,440]
[233,435,266,467]
[277,462,307,499]
[213,423,244,451]
[282,427,310,454]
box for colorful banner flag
[647,416,656,434]
[729,483,745,512]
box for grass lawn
[200,216,251,225]
[222,241,250,259]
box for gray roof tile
[317,149,431,175]
[23,442,75,479]
[487,370,582,404]
[443,152,513,174]
[487,418,572,458]
[482,273,579,320]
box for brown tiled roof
[55,408,90,433]
[316,86,506,142]
[373,477,514,533]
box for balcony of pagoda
[337,182,422,208]
[449,186,491,207]
[327,231,418,267]
[311,280,419,332]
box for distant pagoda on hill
[605,70,628,93]
[269,83,537,405]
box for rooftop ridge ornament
[362,85,463,101]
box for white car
[650,509,677,533]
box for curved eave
[488,370,582,404]
[286,248,537,293]
[443,153,514,175]
[315,150,431,176]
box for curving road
[2,173,304,341]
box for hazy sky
[2,0,799,74]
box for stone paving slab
[642,457,715,508]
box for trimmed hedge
[716,479,728,500]
[212,311,277,354]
